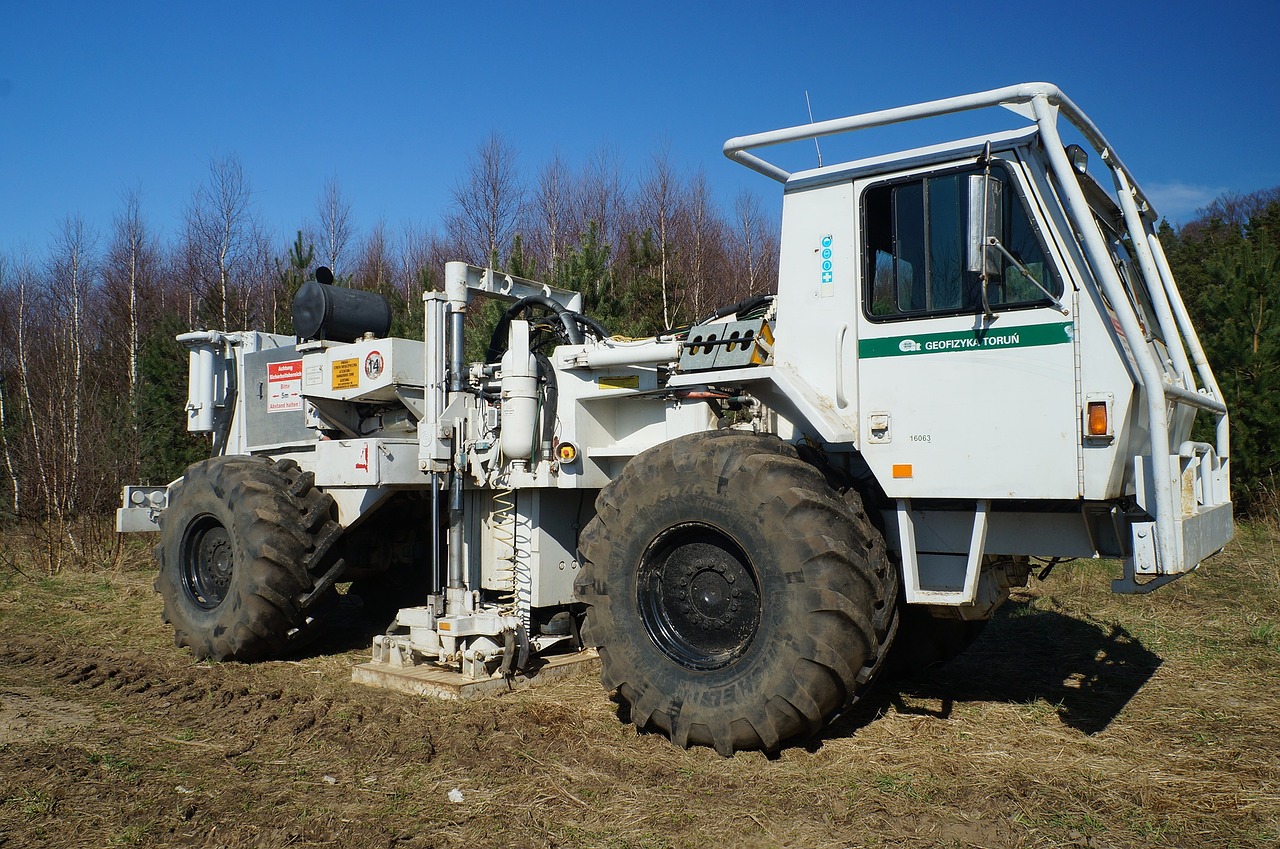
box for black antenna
[805,91,823,168]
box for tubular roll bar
[724,82,1230,582]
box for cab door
[855,158,1080,500]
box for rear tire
[575,432,899,755]
[155,455,342,661]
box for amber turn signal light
[1087,401,1109,436]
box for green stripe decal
[858,321,1074,358]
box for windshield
[1072,168,1164,343]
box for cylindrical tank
[500,320,539,461]
[186,344,218,432]
[291,279,392,342]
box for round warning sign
[364,350,384,380]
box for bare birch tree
[11,252,49,520]
[104,188,159,406]
[731,190,779,298]
[527,152,580,278]
[49,217,96,528]
[0,254,20,515]
[580,144,627,254]
[679,170,722,318]
[446,133,523,267]
[316,176,353,277]
[186,155,257,330]
[637,147,686,326]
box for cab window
[864,163,1062,320]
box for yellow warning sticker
[597,374,639,390]
[331,358,360,390]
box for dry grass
[0,525,1277,847]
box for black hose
[486,296,585,363]
[697,294,775,326]
[533,352,557,454]
[572,313,610,341]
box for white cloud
[1142,181,1227,223]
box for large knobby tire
[575,432,899,755]
[154,455,342,661]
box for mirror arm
[984,237,1070,315]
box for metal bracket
[897,499,989,605]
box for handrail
[1027,94,1189,580]
[723,82,1149,214]
[1163,383,1227,415]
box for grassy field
[0,524,1277,848]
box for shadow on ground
[823,601,1163,745]
[289,593,401,659]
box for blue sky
[2,1,1278,256]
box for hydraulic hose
[697,294,775,325]
[572,313,610,341]
[486,295,585,363]
[533,352,557,459]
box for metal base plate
[350,649,598,700]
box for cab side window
[864,164,1061,320]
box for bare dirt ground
[1,526,1278,848]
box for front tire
[155,455,342,661]
[575,432,899,755]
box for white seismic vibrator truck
[119,83,1232,755]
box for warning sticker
[267,360,304,413]
[597,374,640,390]
[331,358,360,390]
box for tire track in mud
[0,637,440,764]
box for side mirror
[966,174,1003,276]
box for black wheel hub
[638,523,762,670]
[181,516,234,609]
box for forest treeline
[0,129,1276,566]
[1163,187,1280,515]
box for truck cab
[723,82,1232,606]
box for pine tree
[1167,192,1280,512]
[135,314,208,485]
[274,231,314,335]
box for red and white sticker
[267,359,304,413]
[365,350,384,380]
